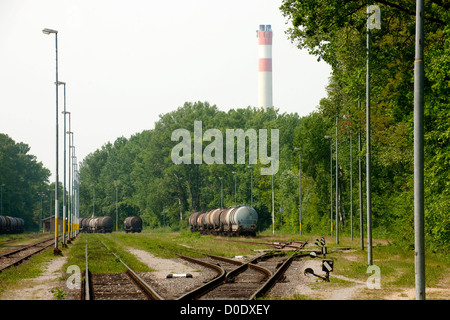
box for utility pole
[366,5,380,265]
[414,0,425,300]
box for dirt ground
[0,245,448,300]
[0,255,68,300]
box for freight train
[189,205,258,237]
[79,216,113,233]
[0,215,25,234]
[124,216,142,233]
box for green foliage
[280,0,449,251]
[77,1,448,252]
[0,134,51,230]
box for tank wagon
[124,216,142,233]
[0,215,25,234]
[189,205,258,236]
[79,216,113,233]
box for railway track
[83,240,164,300]
[0,237,55,273]
[176,253,290,300]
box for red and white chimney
[257,24,273,110]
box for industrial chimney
[257,24,273,111]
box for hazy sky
[0,0,331,182]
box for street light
[247,166,253,207]
[294,148,302,235]
[219,177,223,208]
[268,157,275,235]
[1,184,5,216]
[67,129,73,241]
[232,171,237,206]
[324,136,333,237]
[59,82,67,247]
[114,180,119,232]
[42,27,61,254]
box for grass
[0,232,52,252]
[63,233,152,273]
[1,229,448,300]
[0,245,55,295]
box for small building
[42,215,63,234]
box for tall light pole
[92,185,95,218]
[268,157,275,235]
[366,4,380,265]
[294,148,302,235]
[358,99,364,250]
[59,82,67,247]
[42,27,61,255]
[67,129,73,241]
[232,171,237,206]
[1,184,5,216]
[219,177,223,208]
[247,166,253,207]
[114,180,119,232]
[336,111,339,244]
[324,136,333,237]
[414,0,425,300]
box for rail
[83,239,164,300]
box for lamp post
[114,180,119,232]
[59,83,67,247]
[67,129,73,241]
[366,4,380,265]
[92,185,95,218]
[268,157,275,235]
[42,27,61,254]
[219,177,223,208]
[294,148,302,235]
[232,171,237,206]
[324,136,333,237]
[1,184,5,216]
[414,0,425,300]
[247,166,253,207]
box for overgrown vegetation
[0,134,51,231]
[77,1,448,253]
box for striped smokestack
[257,24,273,111]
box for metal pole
[324,136,333,237]
[414,0,425,300]
[366,15,373,265]
[336,112,339,244]
[220,177,223,208]
[295,148,302,235]
[271,164,274,235]
[55,32,59,253]
[248,166,253,207]
[299,150,302,235]
[115,182,118,232]
[43,29,61,254]
[1,184,4,216]
[92,186,95,218]
[350,121,353,240]
[359,99,364,250]
[250,168,253,207]
[67,120,72,241]
[62,84,67,247]
[234,174,237,206]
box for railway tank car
[79,216,113,233]
[189,205,258,237]
[124,216,142,233]
[0,215,25,234]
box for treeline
[280,0,449,250]
[79,1,448,251]
[0,134,52,231]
